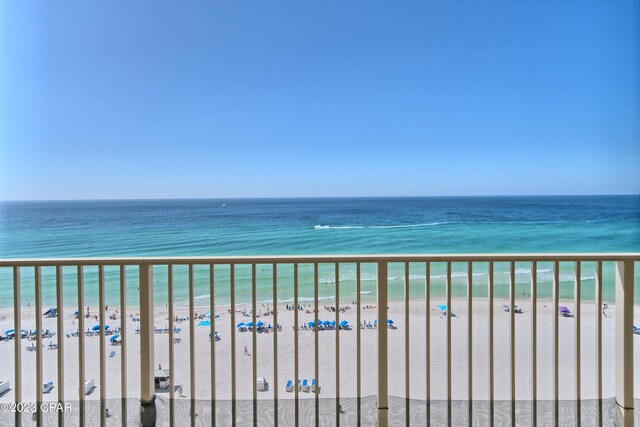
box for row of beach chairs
[285,378,318,393]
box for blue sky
[1,1,638,200]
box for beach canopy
[109,335,120,342]
[559,306,571,313]
[236,322,244,328]
[307,321,315,327]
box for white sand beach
[1,297,640,408]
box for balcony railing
[0,254,638,426]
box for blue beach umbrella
[374,320,378,325]
[236,322,245,328]
[307,321,315,327]
[92,325,100,331]
[256,321,264,327]
[387,319,394,325]
[105,325,110,330]
[323,320,331,326]
[330,321,336,327]
[437,305,447,311]
[5,329,14,334]
[339,320,348,327]
[246,322,254,327]
[109,335,119,342]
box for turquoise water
[0,196,638,307]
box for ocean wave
[314,222,452,230]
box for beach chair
[311,378,317,393]
[301,379,309,392]
[109,350,116,358]
[634,325,640,335]
[285,380,293,392]
[42,381,54,393]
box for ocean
[0,196,638,308]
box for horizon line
[1,193,639,203]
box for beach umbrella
[330,321,336,326]
[437,305,447,311]
[307,321,315,327]
[92,325,100,331]
[5,329,14,334]
[387,319,394,325]
[105,325,110,330]
[323,320,331,326]
[109,335,120,342]
[246,322,254,327]
[236,322,245,328]
[339,320,348,327]
[256,321,264,327]
[559,306,571,313]
[374,320,378,325]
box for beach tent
[43,308,57,318]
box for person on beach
[244,346,250,356]
[603,304,609,317]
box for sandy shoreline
[2,296,640,407]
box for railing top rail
[0,253,639,267]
